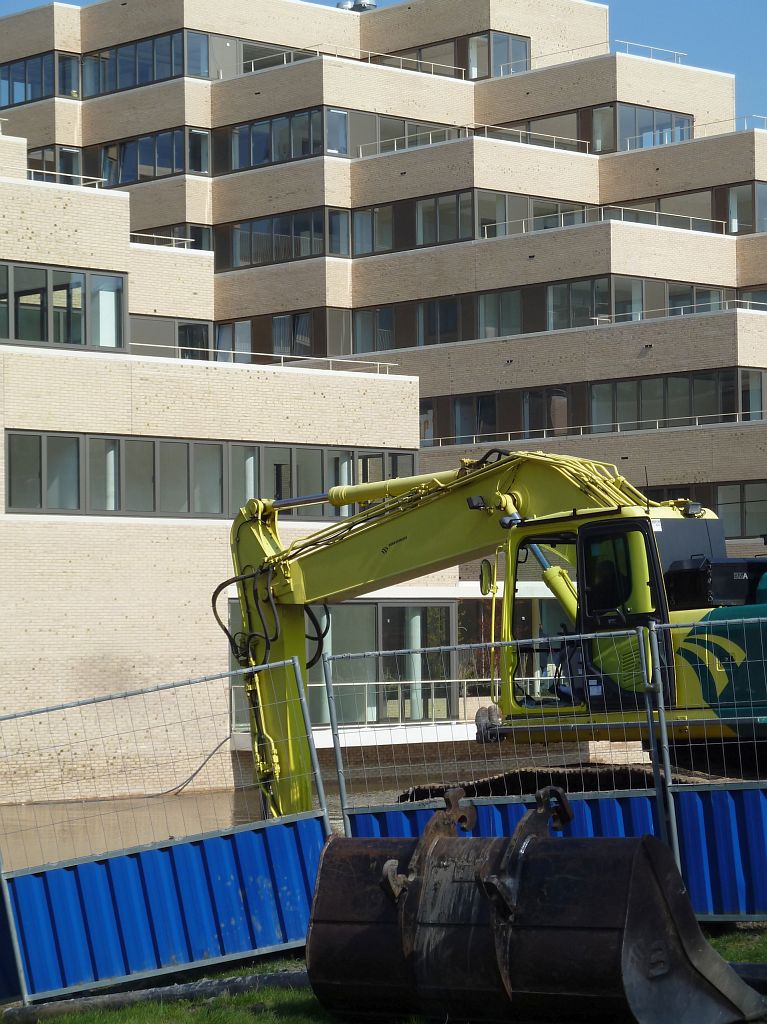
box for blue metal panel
[350,793,659,841]
[170,842,224,962]
[2,811,326,1001]
[231,829,284,949]
[674,787,767,917]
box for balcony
[357,121,591,159]
[482,204,726,238]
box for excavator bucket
[306,788,767,1024]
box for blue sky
[0,0,764,113]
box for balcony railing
[28,168,105,187]
[130,341,398,374]
[357,122,590,158]
[481,205,727,238]
[694,115,767,138]
[597,298,767,324]
[498,37,687,77]
[424,409,766,450]
[130,232,195,248]
[239,44,465,80]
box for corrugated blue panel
[3,812,326,1001]
[675,788,767,916]
[350,794,659,841]
[348,807,437,838]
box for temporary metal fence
[319,618,767,919]
[0,658,329,1002]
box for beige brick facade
[1,0,767,810]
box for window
[178,322,210,360]
[80,32,184,98]
[591,105,615,153]
[223,109,322,172]
[188,129,210,173]
[353,306,394,353]
[523,388,568,437]
[186,32,209,78]
[117,44,136,89]
[547,278,608,330]
[8,433,417,519]
[327,209,350,256]
[454,394,497,443]
[0,266,8,339]
[0,52,55,108]
[417,297,460,346]
[353,205,393,254]
[581,527,655,624]
[326,109,349,154]
[478,289,521,338]
[617,104,693,151]
[272,312,313,356]
[467,34,489,79]
[57,54,80,98]
[91,275,124,348]
[87,127,187,186]
[14,267,47,342]
[416,192,472,245]
[89,438,120,512]
[52,271,85,344]
[729,184,755,234]
[491,32,529,76]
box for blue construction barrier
[673,785,767,919]
[0,810,326,1003]
[347,790,660,842]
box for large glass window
[80,32,183,98]
[57,54,80,98]
[90,275,123,348]
[328,209,350,256]
[186,32,209,78]
[0,52,56,108]
[0,266,8,339]
[52,271,85,345]
[478,289,522,338]
[230,445,259,514]
[326,109,349,155]
[46,435,79,510]
[14,267,47,342]
[159,441,189,513]
[124,440,155,512]
[192,443,223,514]
[188,129,210,173]
[467,34,489,79]
[8,434,42,508]
[454,394,496,443]
[729,184,755,234]
[353,306,394,353]
[417,298,459,346]
[89,437,120,512]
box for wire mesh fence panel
[320,628,663,820]
[655,616,767,784]
[0,660,325,873]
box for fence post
[291,657,331,840]
[636,627,669,847]
[647,621,682,869]
[322,653,351,836]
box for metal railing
[481,204,727,238]
[624,125,694,151]
[27,168,105,187]
[129,232,195,248]
[424,407,767,450]
[129,340,398,373]
[357,122,590,158]
[239,44,465,80]
[357,126,469,157]
[694,114,767,138]
[498,37,686,76]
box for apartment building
[1,0,766,734]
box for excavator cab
[497,514,672,722]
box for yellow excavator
[212,449,767,817]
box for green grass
[706,924,767,963]
[55,986,333,1024]
[44,930,767,1023]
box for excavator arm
[213,450,660,817]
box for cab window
[581,527,656,626]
